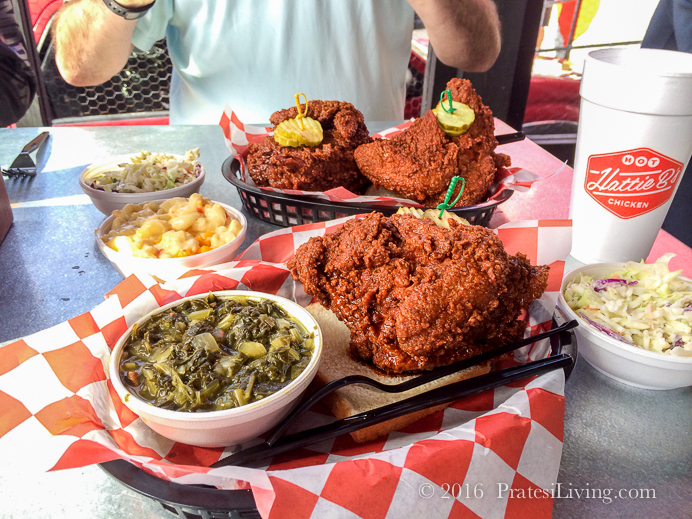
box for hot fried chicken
[247,100,371,193]
[354,79,511,207]
[288,212,549,373]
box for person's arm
[53,0,153,86]
[407,0,501,72]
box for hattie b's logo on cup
[584,148,683,219]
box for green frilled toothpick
[440,89,457,114]
[436,176,465,218]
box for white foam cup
[569,48,692,264]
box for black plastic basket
[221,157,513,228]
[100,460,260,519]
[99,309,576,518]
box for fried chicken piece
[247,100,371,193]
[354,79,511,207]
[288,212,549,373]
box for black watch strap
[102,0,154,20]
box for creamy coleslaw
[89,149,201,193]
[563,254,692,356]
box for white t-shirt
[132,0,415,125]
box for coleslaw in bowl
[563,254,692,357]
[79,151,206,215]
[86,149,202,193]
[558,256,692,390]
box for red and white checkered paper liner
[0,217,572,519]
[219,107,543,208]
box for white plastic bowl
[95,200,246,281]
[109,290,323,447]
[558,263,692,390]
[79,153,206,215]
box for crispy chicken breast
[288,212,549,373]
[247,100,371,193]
[354,79,510,207]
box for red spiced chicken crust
[246,100,372,193]
[288,213,550,373]
[353,78,511,207]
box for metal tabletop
[0,125,690,519]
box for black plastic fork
[211,319,577,468]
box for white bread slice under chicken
[305,303,490,443]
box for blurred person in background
[641,0,692,52]
[0,0,37,126]
[641,0,692,247]
[51,0,501,124]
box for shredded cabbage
[563,254,692,357]
[90,149,201,193]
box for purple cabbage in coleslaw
[579,312,633,344]
[592,278,638,293]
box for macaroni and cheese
[102,194,243,259]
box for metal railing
[535,0,642,60]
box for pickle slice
[433,101,475,136]
[274,117,324,147]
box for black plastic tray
[100,309,577,518]
[221,157,513,228]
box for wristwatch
[102,0,155,20]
